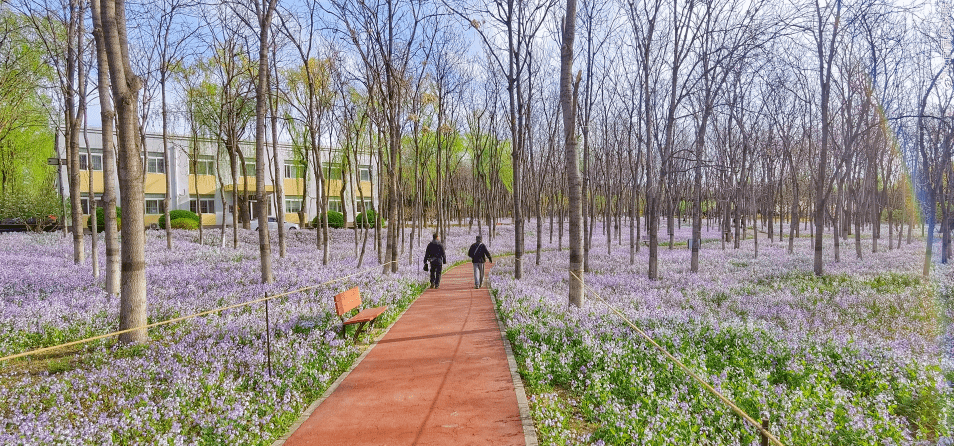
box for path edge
[488,275,539,446]
[269,286,420,446]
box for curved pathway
[275,263,535,446]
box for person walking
[468,235,492,289]
[424,233,447,289]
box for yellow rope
[0,261,397,363]
[569,271,785,446]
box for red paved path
[280,263,526,446]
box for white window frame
[190,198,215,214]
[79,153,103,171]
[323,163,342,181]
[145,198,165,215]
[146,154,165,174]
[190,156,215,175]
[249,199,273,219]
[284,161,305,179]
[327,197,342,213]
[285,197,303,213]
[356,198,373,214]
[358,165,371,182]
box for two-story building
[60,128,378,228]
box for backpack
[468,243,484,261]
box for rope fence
[0,261,397,364]
[569,271,785,446]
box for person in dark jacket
[424,233,447,288]
[468,235,492,289]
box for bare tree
[92,0,148,343]
[89,0,121,295]
[560,0,583,306]
[447,0,558,279]
[22,0,88,264]
[230,0,280,283]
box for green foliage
[158,209,200,229]
[312,211,344,229]
[0,186,61,221]
[46,359,72,374]
[354,209,381,228]
[170,218,199,230]
[0,12,56,212]
[89,206,121,233]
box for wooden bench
[334,287,387,342]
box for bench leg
[353,321,368,343]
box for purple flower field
[1,220,951,445]
[491,221,953,445]
[0,228,449,445]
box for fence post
[265,293,272,378]
[760,416,769,446]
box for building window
[285,197,303,213]
[190,198,215,214]
[356,198,373,214]
[249,200,272,219]
[284,161,305,179]
[146,154,165,174]
[244,161,256,177]
[327,197,342,213]
[80,197,91,214]
[79,153,103,171]
[323,163,342,181]
[358,165,371,182]
[145,198,165,215]
[190,156,215,175]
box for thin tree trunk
[91,17,120,295]
[269,45,286,258]
[161,74,172,249]
[560,4,583,307]
[82,117,99,278]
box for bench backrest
[334,287,362,317]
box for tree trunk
[91,16,120,295]
[560,4,583,308]
[254,15,275,284]
[96,0,147,343]
[82,119,98,279]
[161,75,172,250]
[269,45,286,259]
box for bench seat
[343,306,387,326]
[334,287,388,342]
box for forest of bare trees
[6,0,954,333]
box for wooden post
[265,294,272,378]
[760,417,769,446]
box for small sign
[47,158,67,165]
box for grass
[494,265,950,444]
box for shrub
[158,210,200,229]
[170,218,198,230]
[312,211,345,229]
[88,206,121,233]
[354,210,381,228]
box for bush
[312,211,345,229]
[158,210,200,229]
[354,210,382,228]
[88,206,121,233]
[170,218,198,230]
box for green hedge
[158,210,200,229]
[170,218,198,230]
[89,206,121,233]
[355,210,381,228]
[312,211,345,229]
